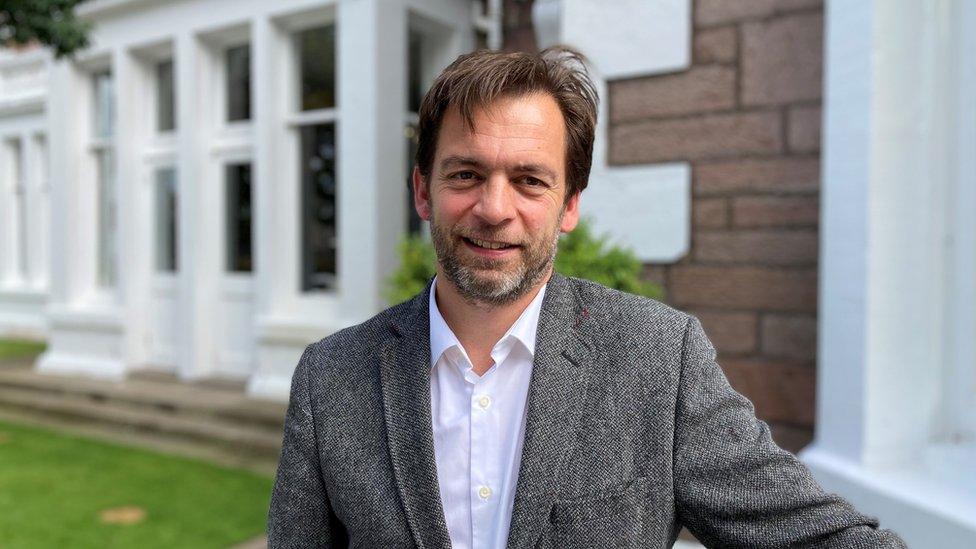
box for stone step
[0,367,287,432]
[0,386,284,463]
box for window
[297,25,336,111]
[300,124,337,291]
[405,30,427,235]
[157,59,176,132]
[154,167,178,272]
[294,23,338,291]
[226,44,251,122]
[225,163,253,272]
[92,70,117,288]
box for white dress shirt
[429,276,546,549]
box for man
[268,47,905,548]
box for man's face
[412,92,580,305]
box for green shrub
[384,218,663,304]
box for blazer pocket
[547,477,658,548]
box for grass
[0,419,274,548]
[0,339,46,361]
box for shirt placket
[468,364,499,549]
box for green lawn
[0,339,46,361]
[0,420,274,548]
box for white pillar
[39,56,125,379]
[801,1,976,545]
[174,32,220,380]
[337,0,408,318]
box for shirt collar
[428,276,547,368]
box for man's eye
[521,177,546,187]
[454,171,476,180]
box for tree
[0,0,91,58]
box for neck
[434,270,550,375]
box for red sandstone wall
[504,0,824,453]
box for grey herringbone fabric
[268,273,906,548]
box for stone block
[693,157,820,196]
[610,111,782,164]
[788,104,821,152]
[692,310,758,355]
[694,230,819,266]
[693,26,737,64]
[741,12,823,106]
[761,313,817,361]
[670,265,817,312]
[693,198,729,229]
[695,0,822,27]
[719,357,816,426]
[732,195,819,227]
[610,65,736,122]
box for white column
[26,133,50,291]
[174,32,220,380]
[39,57,125,379]
[116,48,153,368]
[0,138,17,286]
[801,1,976,545]
[337,0,408,317]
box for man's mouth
[462,236,518,251]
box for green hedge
[385,218,662,304]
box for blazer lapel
[380,284,453,549]
[506,273,595,549]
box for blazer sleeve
[672,316,906,548]
[268,345,346,548]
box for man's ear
[560,190,581,233]
[412,166,431,221]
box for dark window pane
[408,31,423,113]
[226,45,251,122]
[297,25,336,111]
[405,123,423,234]
[157,60,176,132]
[155,167,178,272]
[226,163,253,272]
[300,123,337,291]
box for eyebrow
[438,155,558,181]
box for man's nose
[472,175,515,225]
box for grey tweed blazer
[268,273,905,548]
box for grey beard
[430,215,562,307]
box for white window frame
[282,12,340,296]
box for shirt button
[478,485,492,500]
[477,395,492,409]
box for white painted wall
[802,0,976,545]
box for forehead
[434,93,567,171]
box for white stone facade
[2,0,495,398]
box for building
[0,0,973,545]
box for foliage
[0,0,91,58]
[0,338,46,361]
[385,234,439,305]
[0,419,273,548]
[385,218,663,304]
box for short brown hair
[415,46,599,203]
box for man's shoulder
[300,293,420,372]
